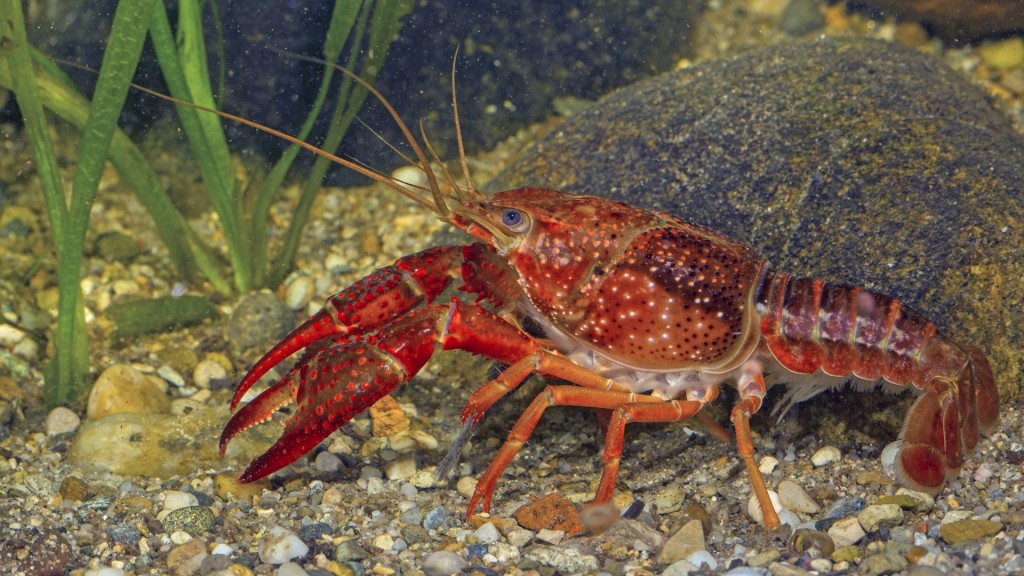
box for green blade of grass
[1,0,67,243]
[149,1,250,291]
[53,0,158,404]
[248,0,363,288]
[0,54,232,294]
[267,0,413,288]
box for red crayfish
[216,67,1000,530]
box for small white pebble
[474,522,501,544]
[276,561,309,576]
[686,550,718,570]
[162,490,199,512]
[211,543,234,555]
[284,276,314,310]
[811,445,841,467]
[747,490,783,525]
[169,530,192,545]
[506,528,534,548]
[366,476,385,495]
[422,550,467,576]
[13,338,38,360]
[0,323,26,347]
[373,532,395,551]
[880,440,901,469]
[777,479,820,513]
[758,455,779,474]
[384,455,417,481]
[258,526,309,564]
[192,360,228,389]
[314,451,342,474]
[83,568,125,576]
[45,407,81,436]
[456,476,478,498]
[536,528,565,545]
[157,364,186,387]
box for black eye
[502,209,523,227]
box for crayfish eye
[501,209,529,233]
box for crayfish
[216,64,1000,531]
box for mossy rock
[490,37,1024,401]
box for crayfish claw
[219,377,294,456]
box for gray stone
[857,504,904,532]
[857,552,909,575]
[422,550,467,576]
[657,519,705,564]
[780,0,825,35]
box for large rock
[491,37,1024,401]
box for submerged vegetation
[0,0,411,405]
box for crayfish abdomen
[757,270,1000,494]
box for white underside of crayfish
[529,303,757,403]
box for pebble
[373,533,394,551]
[383,455,417,480]
[758,455,779,474]
[227,293,293,357]
[46,406,81,436]
[455,475,477,498]
[686,550,717,570]
[0,323,26,347]
[473,522,501,544]
[276,562,308,576]
[822,496,866,520]
[661,559,698,576]
[315,451,343,474]
[192,359,229,389]
[810,446,841,467]
[652,486,685,514]
[777,479,819,513]
[827,516,866,547]
[896,487,934,512]
[507,528,534,547]
[938,519,1003,544]
[162,490,200,512]
[535,528,565,545]
[876,494,919,510]
[858,504,904,532]
[767,561,810,576]
[422,550,467,576]
[746,548,781,567]
[157,364,186,387]
[215,473,268,501]
[284,275,315,310]
[977,37,1024,69]
[84,568,125,576]
[162,506,216,536]
[59,476,90,501]
[657,519,705,564]
[369,395,410,436]
[747,490,783,526]
[880,440,900,468]
[422,506,451,530]
[259,526,309,564]
[166,538,207,574]
[86,364,170,419]
[858,552,908,575]
[780,0,824,36]
[524,546,600,573]
[334,538,369,562]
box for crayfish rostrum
[217,66,999,531]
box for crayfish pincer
[217,66,999,531]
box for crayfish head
[452,187,660,312]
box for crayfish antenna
[450,45,482,201]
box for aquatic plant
[0,0,411,405]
